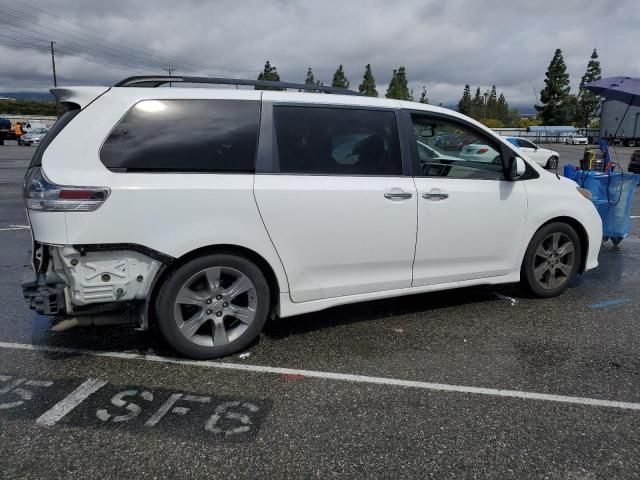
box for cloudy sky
[0,0,638,107]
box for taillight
[477,148,489,154]
[24,167,110,212]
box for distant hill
[0,99,57,116]
[0,91,54,101]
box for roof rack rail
[113,75,363,96]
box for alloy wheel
[532,232,575,290]
[173,266,257,347]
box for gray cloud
[0,0,638,107]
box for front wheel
[545,156,558,169]
[626,139,637,147]
[155,253,270,359]
[521,223,581,298]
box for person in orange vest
[14,122,24,138]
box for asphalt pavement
[1,144,640,479]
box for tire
[626,139,636,148]
[521,222,582,298]
[155,253,270,359]
[545,156,558,169]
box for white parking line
[36,378,108,426]
[0,224,30,231]
[1,341,639,412]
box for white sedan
[503,137,559,169]
[565,135,588,145]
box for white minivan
[22,76,602,359]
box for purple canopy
[583,76,640,97]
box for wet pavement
[1,145,640,479]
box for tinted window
[411,114,504,180]
[505,137,519,147]
[518,138,536,149]
[101,99,259,172]
[272,106,402,175]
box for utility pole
[164,66,175,87]
[50,41,59,117]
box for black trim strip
[72,243,175,265]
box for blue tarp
[573,170,639,238]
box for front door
[254,101,417,302]
[406,111,528,286]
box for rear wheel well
[538,217,589,273]
[149,245,281,325]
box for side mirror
[508,156,526,180]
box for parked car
[0,117,12,145]
[459,143,501,163]
[565,135,588,145]
[628,150,640,174]
[22,121,49,133]
[434,133,462,151]
[21,76,602,359]
[503,137,560,169]
[18,127,48,146]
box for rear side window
[101,99,260,172]
[271,106,402,175]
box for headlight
[577,187,592,200]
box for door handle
[422,192,449,200]
[384,191,413,200]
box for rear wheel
[155,254,270,359]
[545,156,558,169]
[521,222,581,297]
[626,139,636,147]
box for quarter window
[271,106,402,175]
[101,99,260,172]
[411,114,504,180]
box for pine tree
[535,49,572,125]
[486,85,498,119]
[497,92,509,123]
[418,86,429,104]
[458,85,472,115]
[385,66,411,100]
[256,60,282,90]
[471,87,484,119]
[358,64,378,97]
[304,67,315,85]
[576,48,602,127]
[331,65,350,88]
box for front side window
[271,106,402,175]
[101,99,260,172]
[411,114,504,180]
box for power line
[1,0,216,72]
[0,1,256,75]
[0,17,190,73]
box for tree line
[256,61,428,103]
[536,48,601,127]
[256,47,603,128]
[457,85,517,128]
